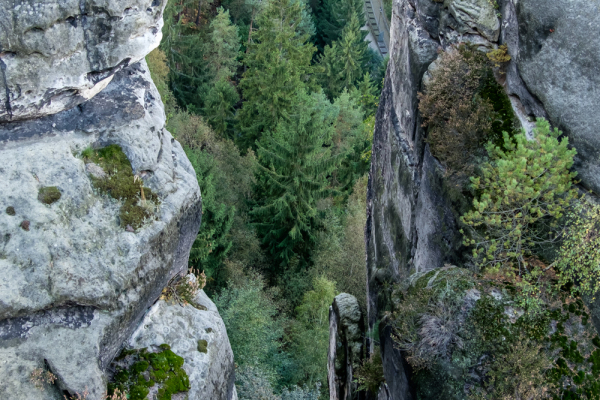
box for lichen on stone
[108,344,190,400]
[197,339,208,353]
[38,186,61,205]
[82,144,159,230]
[5,206,15,216]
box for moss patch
[38,186,61,205]
[197,339,208,353]
[82,145,158,230]
[108,344,190,400]
[5,206,15,216]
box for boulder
[0,61,202,400]
[0,0,166,121]
[128,290,238,400]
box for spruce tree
[204,78,239,137]
[251,91,341,268]
[205,8,240,82]
[160,0,212,111]
[317,12,369,99]
[237,0,316,149]
[331,90,371,194]
[316,0,365,51]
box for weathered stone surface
[515,0,600,193]
[0,62,202,399]
[0,0,166,121]
[328,293,364,400]
[367,0,600,398]
[128,289,238,400]
[442,0,500,42]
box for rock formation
[0,0,165,121]
[365,0,600,398]
[0,1,236,399]
[328,293,364,400]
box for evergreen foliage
[252,91,341,267]
[204,77,239,137]
[288,276,337,387]
[318,12,369,99]
[213,274,286,373]
[461,119,578,275]
[160,0,212,111]
[237,0,316,149]
[205,8,240,82]
[315,0,365,51]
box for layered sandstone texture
[0,2,236,399]
[0,0,165,121]
[365,0,600,398]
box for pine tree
[186,148,236,283]
[251,91,341,268]
[461,119,578,275]
[236,0,316,149]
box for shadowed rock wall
[365,0,600,398]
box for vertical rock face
[328,293,364,400]
[366,0,600,398]
[0,0,166,121]
[0,2,236,399]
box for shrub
[419,45,516,179]
[486,44,511,69]
[354,348,385,394]
[468,336,554,399]
[461,118,577,275]
[556,198,600,297]
[161,268,206,307]
[419,46,494,177]
[30,368,57,389]
[213,273,286,372]
[288,276,337,387]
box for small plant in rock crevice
[161,268,207,307]
[30,368,57,389]
[81,144,160,230]
[354,347,385,394]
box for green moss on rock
[108,345,190,400]
[38,186,61,204]
[197,339,208,353]
[390,267,600,399]
[5,206,15,216]
[82,144,158,230]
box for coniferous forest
[146,0,387,397]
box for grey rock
[442,0,500,42]
[515,0,600,193]
[328,293,364,400]
[0,0,166,121]
[0,62,202,400]
[128,289,238,400]
[85,162,107,179]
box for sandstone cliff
[0,1,236,399]
[365,0,600,398]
